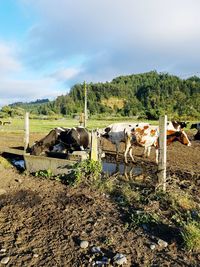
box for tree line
[1,71,200,120]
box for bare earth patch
[0,132,200,266]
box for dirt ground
[0,132,200,266]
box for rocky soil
[0,132,199,266]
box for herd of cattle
[30,121,200,164]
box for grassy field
[0,117,157,133]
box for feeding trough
[0,113,100,175]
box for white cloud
[2,0,200,107]
[0,41,22,76]
[0,40,69,107]
[20,0,200,80]
[50,67,82,81]
[0,78,65,106]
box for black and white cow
[190,123,200,140]
[167,121,188,131]
[30,127,90,156]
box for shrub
[63,159,102,186]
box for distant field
[0,117,157,133]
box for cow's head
[101,127,111,139]
[175,131,191,146]
[179,121,188,129]
[30,141,44,156]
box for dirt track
[0,132,200,266]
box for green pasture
[0,117,157,134]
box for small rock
[135,210,143,215]
[1,257,10,264]
[0,189,7,195]
[33,254,39,258]
[142,224,148,231]
[150,244,156,250]
[91,246,102,254]
[80,240,89,249]
[113,253,127,265]
[0,248,6,253]
[158,239,168,248]
[15,178,23,183]
[95,257,109,266]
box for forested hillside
[2,71,200,119]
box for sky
[0,0,200,107]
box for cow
[190,123,200,130]
[30,127,90,156]
[124,125,191,164]
[101,122,150,160]
[30,127,68,155]
[190,123,200,140]
[167,120,187,131]
[0,121,11,126]
[194,130,200,140]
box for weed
[35,169,53,179]
[62,159,102,186]
[169,191,196,211]
[103,236,114,246]
[95,175,115,194]
[130,210,160,229]
[181,221,200,252]
[121,183,141,204]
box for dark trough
[0,146,88,175]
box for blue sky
[0,0,200,107]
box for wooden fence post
[90,130,98,161]
[84,81,87,128]
[24,112,29,153]
[157,115,167,192]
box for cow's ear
[105,127,111,133]
[144,125,149,130]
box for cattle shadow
[0,189,42,209]
[101,163,184,248]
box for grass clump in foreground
[170,191,197,211]
[181,221,200,252]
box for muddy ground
[0,132,200,266]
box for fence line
[157,115,167,192]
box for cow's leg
[124,142,134,163]
[129,146,135,162]
[143,147,147,157]
[155,148,159,164]
[147,146,151,158]
[116,143,120,161]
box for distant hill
[10,99,49,107]
[8,99,50,115]
[2,71,200,119]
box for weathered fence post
[84,81,87,128]
[157,115,167,192]
[24,112,29,153]
[90,130,98,161]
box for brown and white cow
[101,122,150,160]
[124,125,191,164]
[30,126,90,156]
